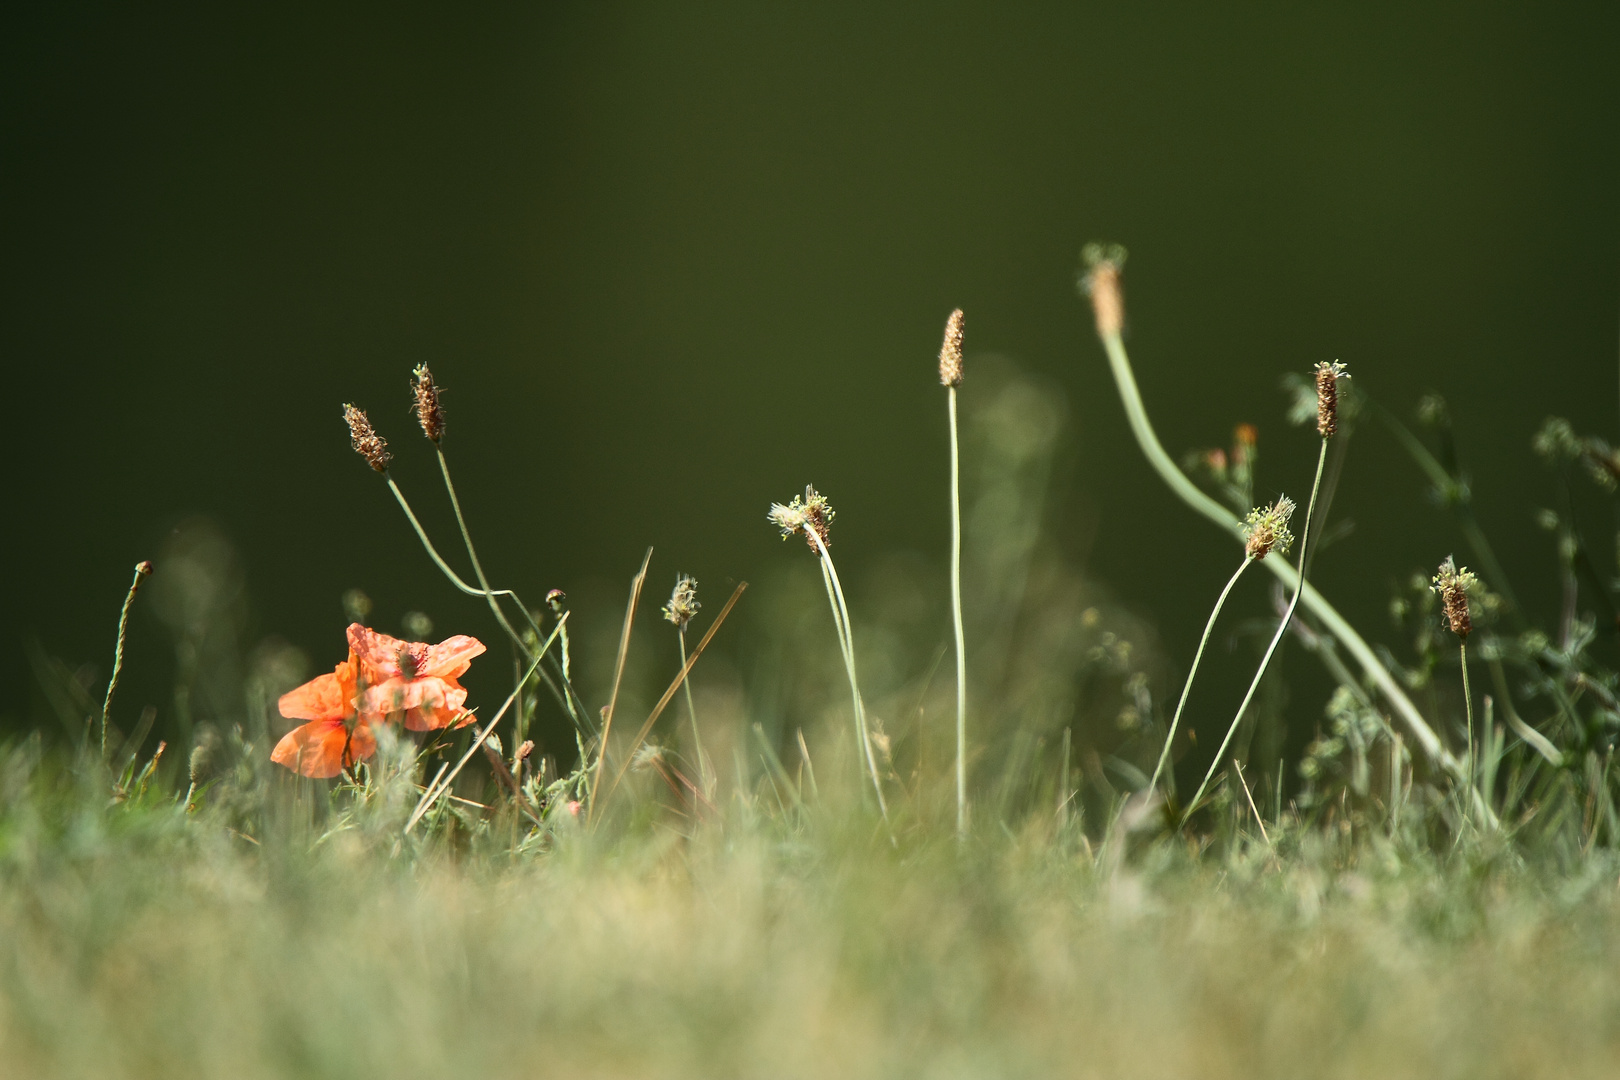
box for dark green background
[5,4,1618,766]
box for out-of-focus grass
[3,756,1619,1080]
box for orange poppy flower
[347,623,485,731]
[271,651,376,778]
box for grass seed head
[411,363,445,443]
[1079,242,1128,336]
[1432,555,1477,639]
[1243,496,1296,560]
[938,308,965,388]
[768,486,835,551]
[1314,360,1349,439]
[343,404,392,472]
[662,575,701,631]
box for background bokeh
[5,4,1617,770]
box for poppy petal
[270,717,376,778]
[347,624,411,676]
[277,655,358,722]
[424,634,486,678]
[361,675,466,718]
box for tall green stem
[1147,555,1254,796]
[947,386,967,837]
[1186,440,1327,818]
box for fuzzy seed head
[343,404,392,472]
[1431,555,1477,639]
[1243,496,1296,560]
[1314,360,1349,439]
[662,575,701,631]
[938,308,965,388]
[411,363,445,443]
[1079,242,1128,337]
[768,486,836,552]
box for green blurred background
[5,4,1617,768]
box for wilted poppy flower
[271,651,375,778]
[347,623,485,731]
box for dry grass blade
[597,581,747,817]
[588,547,653,824]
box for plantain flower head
[343,404,392,472]
[1078,242,1128,336]
[769,486,836,551]
[1314,360,1349,439]
[1431,555,1477,639]
[938,308,965,388]
[662,575,701,631]
[1243,496,1296,560]
[411,363,446,443]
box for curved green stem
[1147,555,1254,795]
[1186,440,1327,818]
[1095,330,1464,787]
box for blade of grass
[587,548,654,824]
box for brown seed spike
[938,308,965,388]
[1431,555,1476,640]
[411,363,445,443]
[343,404,392,472]
[1314,360,1348,439]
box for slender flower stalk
[1075,251,1474,804]
[938,308,968,837]
[1433,556,1479,799]
[663,575,711,792]
[1146,554,1254,796]
[1184,364,1345,819]
[1161,497,1297,807]
[100,560,154,757]
[411,363,526,652]
[770,488,888,818]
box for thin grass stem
[948,385,967,838]
[1185,439,1328,819]
[1147,554,1254,796]
[807,528,888,820]
[100,561,152,759]
[1461,639,1475,810]
[678,627,711,793]
[588,548,652,825]
[436,447,524,650]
